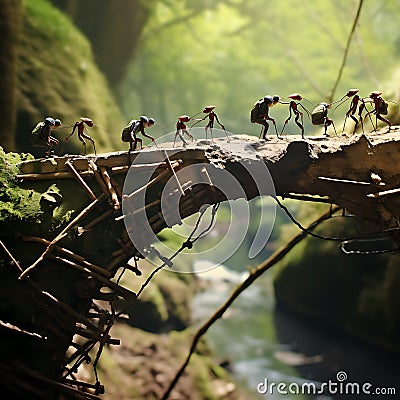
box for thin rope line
[329,0,364,103]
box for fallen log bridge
[17,130,400,245]
[2,130,400,398]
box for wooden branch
[107,168,123,199]
[0,239,23,272]
[11,364,102,400]
[115,198,161,221]
[48,255,136,302]
[16,171,93,180]
[22,236,112,278]
[31,282,98,331]
[115,161,168,170]
[75,327,119,345]
[106,252,133,272]
[13,132,400,398]
[99,166,120,210]
[282,193,334,204]
[79,209,114,233]
[19,194,106,280]
[164,150,184,195]
[65,161,97,201]
[53,194,107,244]
[123,160,182,200]
[367,187,400,198]
[110,165,130,174]
[88,160,112,202]
[318,176,372,185]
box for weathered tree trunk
[50,0,152,87]
[0,0,22,151]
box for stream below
[192,264,400,400]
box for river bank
[93,323,252,400]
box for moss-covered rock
[125,267,196,333]
[273,206,400,353]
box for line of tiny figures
[254,89,394,140]
[31,117,96,157]
[30,89,396,157]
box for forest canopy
[120,0,400,137]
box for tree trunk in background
[0,0,22,151]
[51,0,153,88]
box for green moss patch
[0,147,40,222]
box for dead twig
[16,171,94,180]
[0,239,23,272]
[329,0,364,102]
[65,161,97,201]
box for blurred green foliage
[120,0,400,137]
